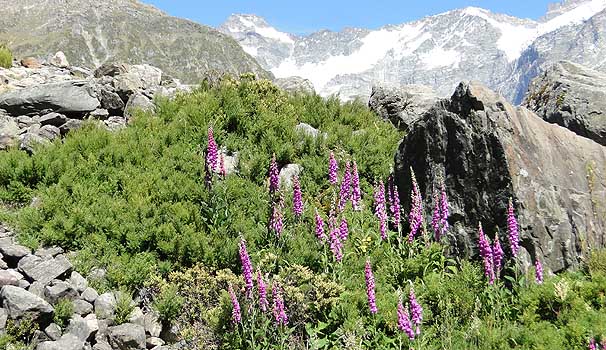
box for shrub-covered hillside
[0,77,605,349]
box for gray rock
[65,314,98,342]
[94,292,116,320]
[99,88,125,112]
[20,132,49,153]
[523,61,606,146]
[59,119,84,135]
[104,116,127,131]
[44,281,79,304]
[18,254,72,285]
[1,285,53,322]
[36,334,84,350]
[0,115,19,149]
[16,115,37,128]
[18,279,30,289]
[38,125,61,141]
[0,270,19,287]
[92,342,112,350]
[128,307,144,326]
[394,81,606,273]
[44,323,62,341]
[0,80,100,116]
[94,63,129,78]
[369,85,439,131]
[88,109,110,120]
[279,164,303,190]
[35,247,64,259]
[95,319,110,344]
[295,123,326,139]
[130,64,163,90]
[29,281,46,298]
[81,287,99,304]
[0,308,7,330]
[143,311,162,338]
[73,299,93,315]
[146,337,165,348]
[124,93,154,118]
[69,272,88,293]
[0,238,30,265]
[39,112,68,127]
[50,52,69,68]
[275,76,315,94]
[108,323,146,350]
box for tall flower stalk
[374,180,388,240]
[493,233,504,276]
[478,223,495,285]
[329,215,343,261]
[272,282,288,326]
[409,287,423,335]
[351,161,362,211]
[365,259,377,314]
[206,127,218,172]
[292,175,303,218]
[328,151,339,186]
[535,259,544,284]
[315,209,326,241]
[257,269,268,312]
[228,285,241,324]
[397,296,415,340]
[269,195,284,237]
[388,176,401,231]
[269,153,280,195]
[339,217,349,241]
[239,239,254,298]
[338,161,352,211]
[408,169,424,243]
[507,198,520,257]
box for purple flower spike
[589,339,597,350]
[478,223,495,285]
[206,127,218,172]
[364,259,377,314]
[535,259,544,284]
[269,154,280,194]
[328,151,339,186]
[493,233,504,275]
[439,183,449,233]
[292,176,303,218]
[338,161,352,211]
[397,297,415,340]
[431,192,441,241]
[272,282,288,326]
[339,217,349,241]
[314,209,326,241]
[219,153,226,178]
[507,198,520,257]
[351,161,362,211]
[269,196,284,237]
[228,285,241,324]
[257,269,268,312]
[408,169,424,243]
[388,176,401,231]
[409,287,423,335]
[239,239,254,298]
[329,218,343,261]
[374,180,388,240]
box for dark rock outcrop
[523,61,606,146]
[369,85,439,131]
[394,81,606,273]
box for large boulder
[18,254,72,285]
[108,323,146,350]
[274,76,315,94]
[523,61,606,146]
[0,285,53,323]
[394,81,606,273]
[369,85,439,131]
[0,81,100,116]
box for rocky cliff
[0,0,271,84]
[394,81,606,273]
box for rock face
[369,85,439,131]
[0,0,270,84]
[394,81,606,273]
[523,61,606,146]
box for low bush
[0,44,11,69]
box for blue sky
[144,0,555,34]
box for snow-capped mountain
[219,0,606,102]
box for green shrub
[0,44,11,69]
[114,291,135,325]
[53,299,74,328]
[153,283,184,324]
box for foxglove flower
[329,217,343,261]
[257,269,268,312]
[314,209,326,241]
[431,192,441,241]
[219,153,227,178]
[493,233,504,275]
[272,282,288,326]
[439,183,449,234]
[228,285,241,324]
[328,151,338,185]
[397,297,415,340]
[339,217,349,241]
[408,170,424,243]
[239,239,254,298]
[269,196,284,237]
[409,287,423,335]
[365,259,377,314]
[535,259,544,284]
[292,175,303,218]
[269,153,280,194]
[589,339,597,350]
[374,180,388,240]
[206,127,218,172]
[478,223,495,285]
[388,177,401,230]
[351,161,362,211]
[338,161,352,211]
[507,198,520,257]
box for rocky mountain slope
[0,0,271,84]
[219,0,606,102]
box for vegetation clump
[0,44,12,69]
